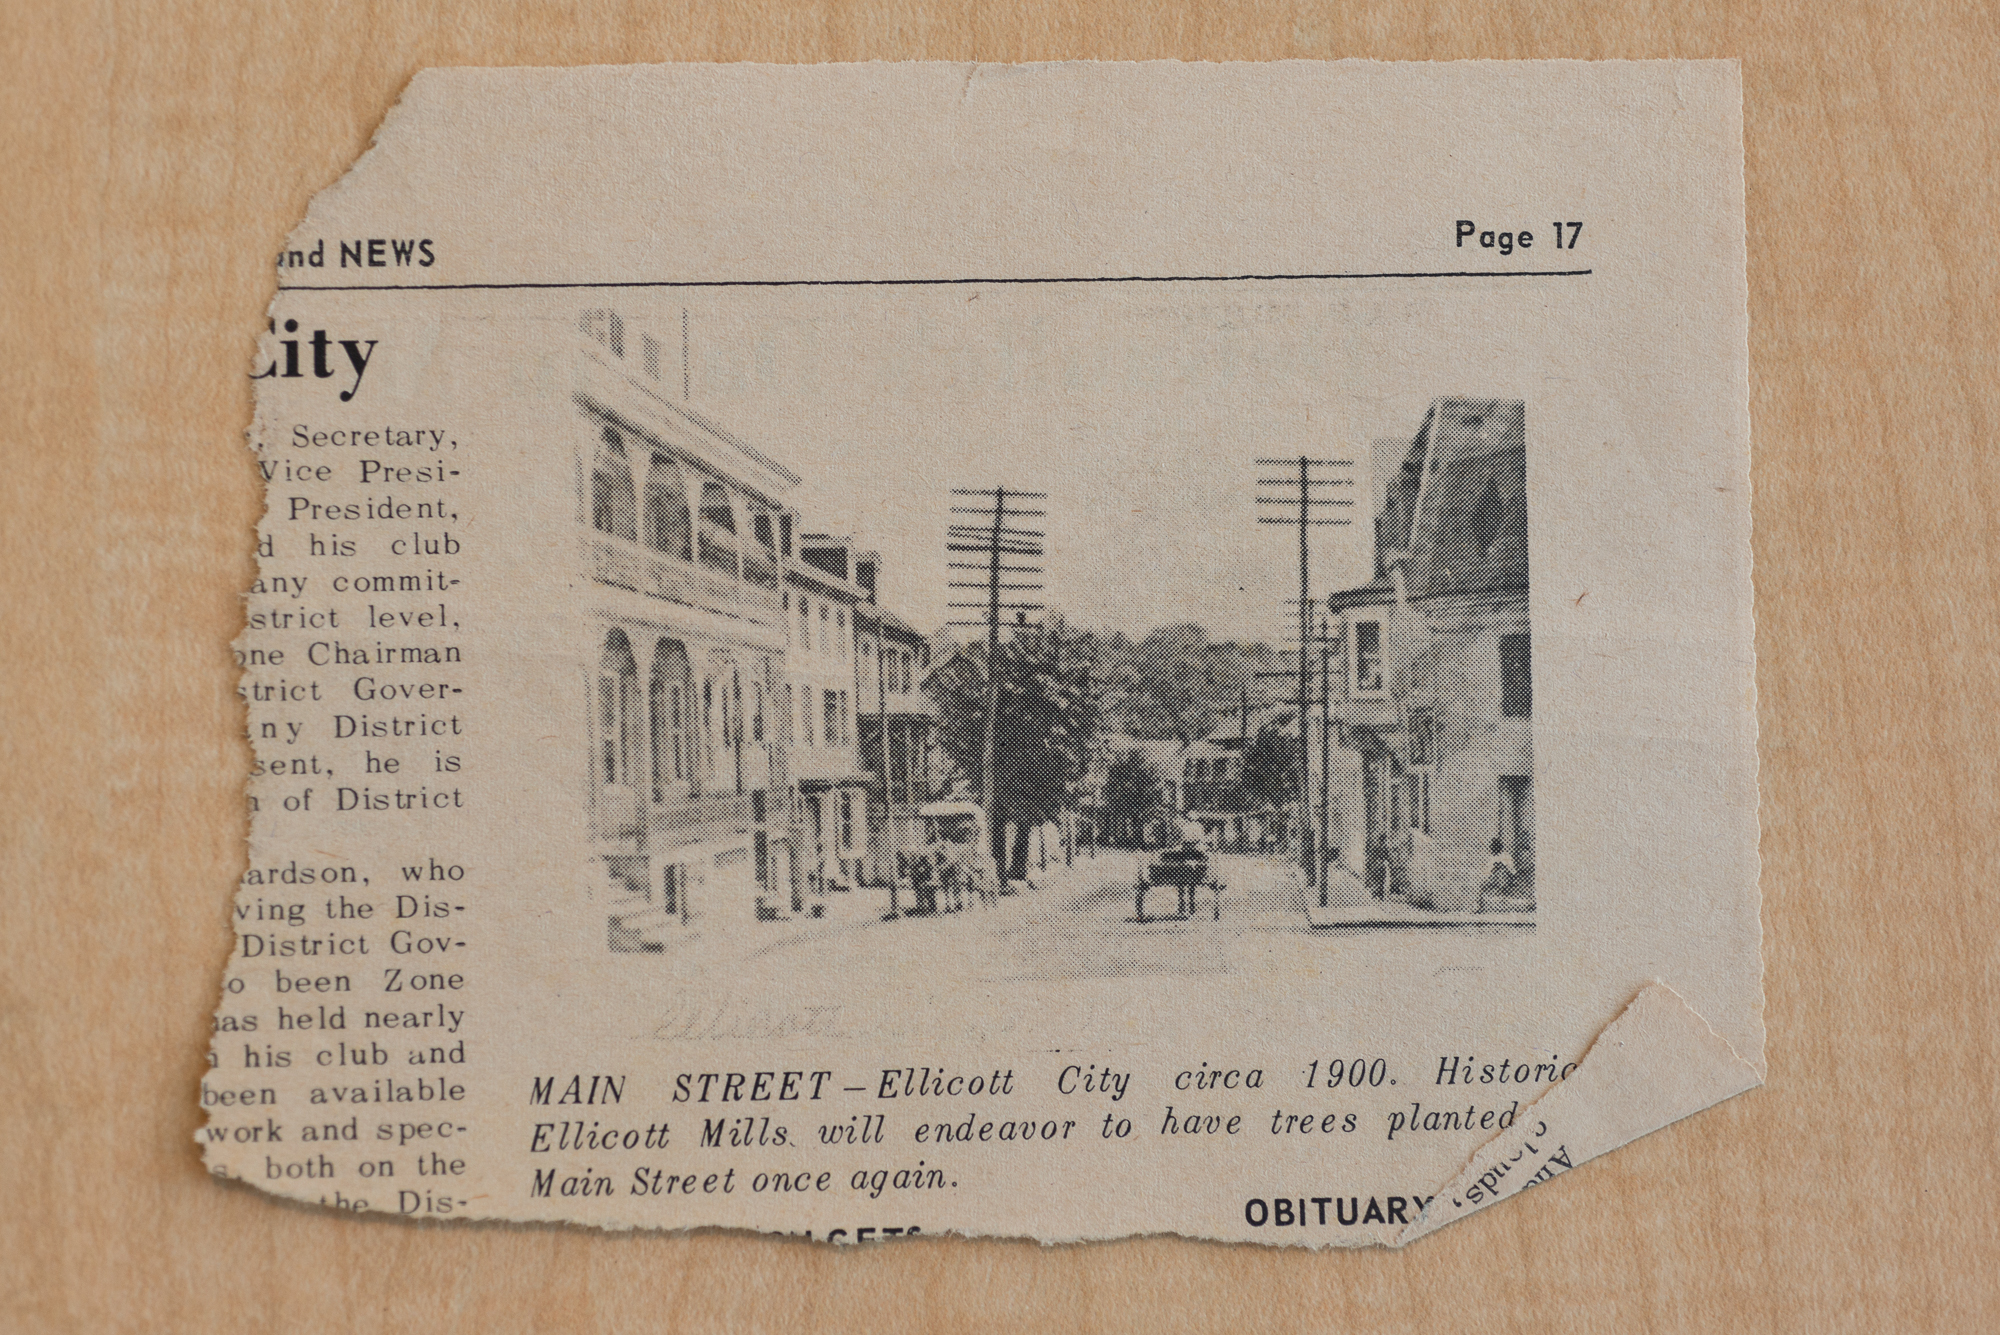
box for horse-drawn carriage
[902,800,1001,914]
[1135,826,1224,923]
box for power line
[1253,455,1353,888]
[946,485,1050,837]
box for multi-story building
[1325,397,1532,911]
[784,533,870,909]
[1179,717,1285,852]
[852,552,937,886]
[576,310,801,946]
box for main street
[624,846,1538,1055]
[649,850,1527,986]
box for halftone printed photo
[211,61,1759,1246]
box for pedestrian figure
[938,853,962,913]
[1478,837,1516,913]
[908,853,936,915]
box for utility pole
[947,487,1047,868]
[1263,609,1340,894]
[1256,456,1352,890]
[1319,610,1333,908]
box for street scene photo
[573,295,1535,989]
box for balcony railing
[586,531,781,626]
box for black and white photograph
[574,295,1536,994]
[201,61,1760,1248]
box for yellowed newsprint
[206,60,1760,1247]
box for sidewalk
[1302,890,1535,929]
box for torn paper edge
[1392,982,1763,1247]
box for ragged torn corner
[208,59,1760,1246]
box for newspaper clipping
[207,61,1762,1246]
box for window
[701,678,715,783]
[729,669,746,793]
[1408,772,1431,834]
[841,791,856,854]
[648,639,692,800]
[798,597,810,649]
[642,333,661,380]
[837,609,847,658]
[1352,618,1384,695]
[743,510,779,589]
[1472,475,1505,560]
[696,480,739,577]
[642,452,692,560]
[1500,633,1531,718]
[860,640,874,697]
[597,632,638,787]
[581,309,624,357]
[841,691,852,746]
[590,427,636,541]
[824,690,841,750]
[798,684,813,747]
[752,678,766,744]
[1500,775,1533,872]
[1408,706,1434,767]
[818,604,830,654]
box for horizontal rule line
[274,269,1594,293]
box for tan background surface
[2,3,1993,1331]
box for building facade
[1179,722,1284,853]
[853,561,938,888]
[1325,397,1533,912]
[784,534,870,910]
[576,310,802,946]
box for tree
[1100,625,1280,743]
[925,619,1102,877]
[1099,749,1163,848]
[1240,719,1300,812]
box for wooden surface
[3,3,1995,1331]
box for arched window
[597,630,639,787]
[643,453,692,561]
[648,639,692,802]
[742,507,780,589]
[697,480,740,577]
[591,427,637,541]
